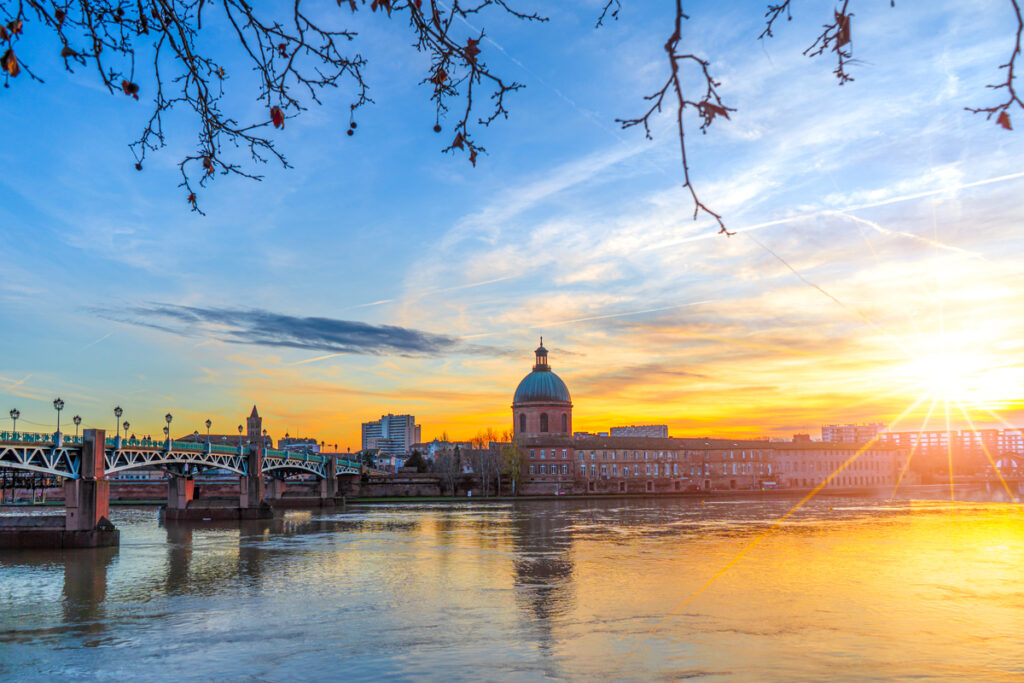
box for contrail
[645,170,1024,251]
[81,332,113,350]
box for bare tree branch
[615,0,734,235]
[966,0,1023,131]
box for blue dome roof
[514,369,571,404]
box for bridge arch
[0,444,80,479]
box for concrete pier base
[0,515,119,549]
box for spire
[250,405,259,418]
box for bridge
[0,429,376,548]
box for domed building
[512,338,572,438]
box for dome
[514,369,571,404]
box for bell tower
[246,406,262,442]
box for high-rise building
[821,423,886,443]
[361,414,421,456]
[610,425,669,438]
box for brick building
[510,342,908,495]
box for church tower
[246,406,263,443]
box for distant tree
[1,1,1019,226]
[405,449,427,473]
[501,438,525,496]
[432,446,461,496]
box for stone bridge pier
[0,429,119,549]
[164,442,271,521]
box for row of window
[519,413,568,433]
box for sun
[899,343,1022,409]
[907,350,982,402]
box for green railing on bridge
[0,431,83,445]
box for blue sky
[2,0,1023,447]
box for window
[646,463,651,475]
[529,449,535,458]
[562,464,568,475]
[540,449,545,459]
[540,413,548,432]
[562,414,567,432]
[529,465,535,475]
[634,464,639,475]
[562,449,567,459]
[590,464,596,477]
[519,413,526,433]
[623,467,629,477]
[578,452,584,461]
[601,465,607,477]
[539,464,546,474]
[591,452,596,461]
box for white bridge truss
[0,443,80,478]
[1,439,364,480]
[105,446,248,476]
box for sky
[2,0,1023,449]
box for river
[1,496,1022,681]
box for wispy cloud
[99,303,485,358]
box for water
[1,497,1022,681]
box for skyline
[3,0,1024,448]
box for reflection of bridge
[0,429,378,548]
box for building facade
[511,343,908,494]
[361,414,422,457]
[609,425,669,438]
[821,423,886,443]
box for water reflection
[61,546,118,646]
[0,498,1022,680]
[509,503,575,659]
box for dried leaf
[469,150,477,167]
[430,67,447,86]
[55,9,66,24]
[452,132,465,150]
[464,38,481,64]
[203,156,214,175]
[121,80,140,99]
[997,110,1012,131]
[61,45,76,58]
[835,11,851,48]
[270,105,285,129]
[705,102,730,120]
[1,49,19,77]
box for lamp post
[163,425,169,442]
[53,398,64,443]
[73,415,82,439]
[165,413,173,445]
[193,430,200,446]
[114,406,123,440]
[123,421,130,442]
[205,419,212,444]
[9,408,19,436]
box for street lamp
[73,415,82,439]
[193,429,200,446]
[165,413,173,443]
[123,421,130,441]
[53,398,65,441]
[10,408,20,435]
[205,419,212,443]
[114,406,123,439]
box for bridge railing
[0,431,84,445]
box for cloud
[100,303,487,357]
